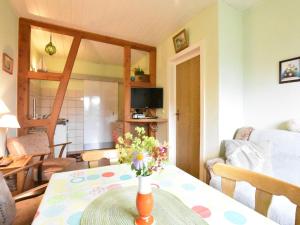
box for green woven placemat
[80,186,209,225]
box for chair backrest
[0,173,16,225]
[7,132,50,157]
[212,163,300,225]
[81,150,115,168]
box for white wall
[218,1,244,140]
[156,3,220,159]
[243,0,300,129]
[0,0,18,137]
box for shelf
[125,118,168,123]
[27,71,64,81]
[130,81,153,88]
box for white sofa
[208,129,300,225]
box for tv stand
[125,118,168,137]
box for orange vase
[135,176,154,225]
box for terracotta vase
[135,175,154,225]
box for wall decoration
[2,53,13,75]
[279,57,300,84]
[45,33,56,56]
[173,29,189,53]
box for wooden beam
[149,49,157,87]
[18,20,31,136]
[22,119,50,128]
[21,18,155,52]
[48,36,82,152]
[123,46,131,133]
[27,71,63,81]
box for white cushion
[224,140,273,175]
[286,119,300,132]
[249,129,300,185]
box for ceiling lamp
[45,34,56,56]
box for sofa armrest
[206,157,225,178]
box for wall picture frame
[173,29,189,53]
[2,53,13,75]
[279,57,300,84]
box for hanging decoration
[45,33,56,56]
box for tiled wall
[29,80,84,153]
[29,79,122,153]
[62,87,84,152]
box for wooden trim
[221,177,236,198]
[255,189,272,216]
[27,71,63,81]
[21,18,155,52]
[149,50,157,86]
[296,206,300,225]
[22,119,50,128]
[18,20,31,135]
[123,46,131,133]
[48,36,81,152]
[213,163,300,223]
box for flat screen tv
[131,88,163,109]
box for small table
[32,164,278,225]
[125,118,168,137]
[0,155,32,195]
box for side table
[0,155,33,195]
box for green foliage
[116,127,168,176]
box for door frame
[167,41,206,181]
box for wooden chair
[7,132,75,181]
[81,150,117,168]
[1,161,47,225]
[212,163,300,225]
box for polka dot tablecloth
[32,164,278,225]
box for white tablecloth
[32,164,278,225]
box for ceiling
[11,0,260,65]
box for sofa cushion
[224,140,272,175]
[0,173,16,225]
[249,129,300,185]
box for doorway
[176,55,200,178]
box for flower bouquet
[116,127,168,176]
[116,127,168,225]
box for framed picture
[2,53,13,75]
[173,29,189,53]
[279,57,300,84]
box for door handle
[176,110,180,120]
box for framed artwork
[279,57,300,84]
[173,29,189,53]
[2,53,13,75]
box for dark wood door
[176,55,200,178]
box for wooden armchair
[7,132,76,181]
[0,161,47,225]
[212,163,300,225]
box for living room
[0,0,300,225]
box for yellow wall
[0,0,18,136]
[43,56,123,78]
[218,0,244,141]
[243,0,300,129]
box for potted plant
[116,127,168,225]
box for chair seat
[34,158,76,181]
[13,195,43,225]
[43,157,76,167]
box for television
[131,88,163,109]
